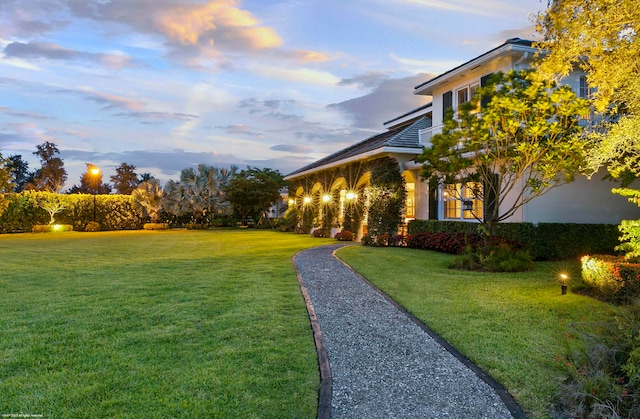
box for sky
[0,0,546,189]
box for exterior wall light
[322,194,331,203]
[303,196,312,204]
[345,192,356,200]
[462,200,473,211]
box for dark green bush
[407,220,619,260]
[581,255,640,304]
[451,243,533,272]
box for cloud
[270,144,314,153]
[397,0,526,18]
[218,124,263,137]
[329,73,432,129]
[338,71,394,89]
[114,111,200,124]
[0,106,52,120]
[251,65,341,86]
[237,98,303,121]
[3,41,139,69]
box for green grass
[336,246,616,419]
[0,229,332,418]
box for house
[285,38,639,238]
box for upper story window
[579,76,592,99]
[456,83,479,108]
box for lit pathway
[294,243,525,419]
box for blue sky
[0,0,545,188]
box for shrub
[143,223,169,230]
[312,228,328,238]
[361,234,374,246]
[407,220,619,260]
[186,223,208,230]
[335,230,354,241]
[581,255,640,303]
[85,221,100,232]
[451,243,533,272]
[31,224,72,233]
[553,305,640,418]
[387,235,406,247]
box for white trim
[284,147,424,180]
[414,43,535,96]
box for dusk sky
[0,0,545,188]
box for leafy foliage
[367,157,407,239]
[132,179,164,223]
[581,255,640,303]
[225,167,285,227]
[110,162,139,194]
[418,70,589,234]
[6,154,27,192]
[68,163,111,194]
[29,141,67,192]
[554,305,640,418]
[164,164,236,224]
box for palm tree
[132,179,164,223]
[163,164,237,224]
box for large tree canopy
[535,0,640,114]
[110,162,139,195]
[30,141,67,192]
[226,167,285,227]
[418,70,589,233]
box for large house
[285,38,639,238]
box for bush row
[581,254,640,303]
[0,191,145,232]
[408,220,620,260]
[406,231,523,255]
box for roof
[383,102,432,127]
[414,38,535,94]
[286,115,431,179]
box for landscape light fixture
[90,166,100,222]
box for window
[456,83,479,108]
[579,76,591,99]
[442,182,483,220]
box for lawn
[0,229,332,418]
[336,246,616,419]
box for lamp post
[90,166,100,222]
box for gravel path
[294,243,524,419]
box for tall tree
[226,167,285,226]
[30,141,67,192]
[418,70,589,235]
[110,162,139,194]
[0,153,15,216]
[536,0,640,257]
[68,163,111,194]
[7,154,31,192]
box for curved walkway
[294,243,525,419]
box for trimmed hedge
[408,220,620,261]
[0,191,145,232]
[581,255,640,303]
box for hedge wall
[408,220,620,261]
[0,191,145,232]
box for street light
[90,166,100,222]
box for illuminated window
[442,182,483,220]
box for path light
[558,272,569,295]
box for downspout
[513,51,529,70]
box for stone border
[332,247,527,419]
[294,253,332,419]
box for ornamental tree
[536,0,640,258]
[418,70,590,236]
[225,167,285,227]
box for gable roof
[285,115,431,179]
[414,38,535,96]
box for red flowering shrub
[406,231,522,255]
[312,228,329,238]
[335,230,354,241]
[581,255,640,303]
